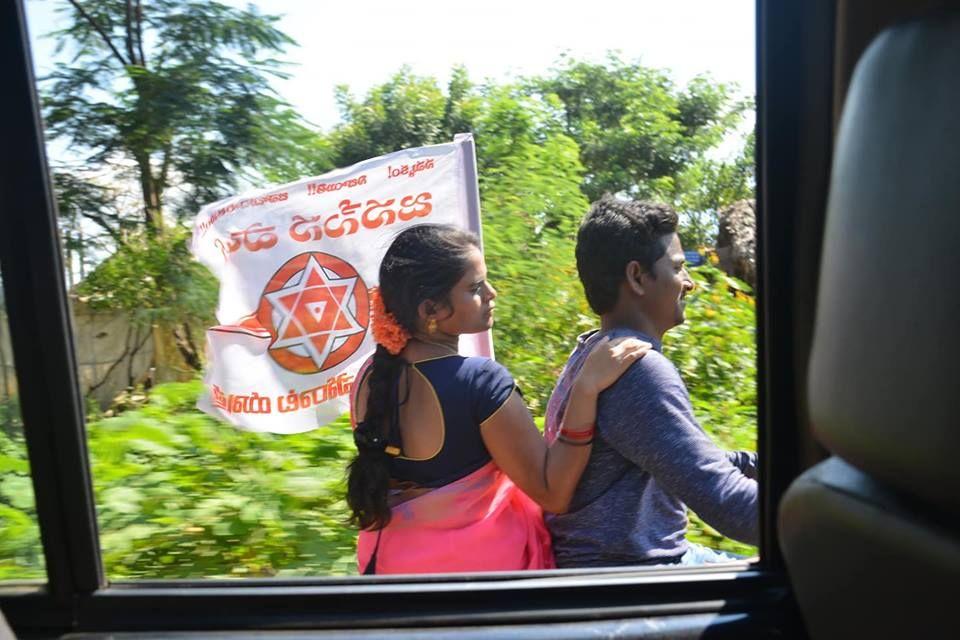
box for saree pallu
[357,461,555,574]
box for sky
[22,0,755,283]
[24,0,755,133]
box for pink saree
[351,356,554,574]
[357,461,554,574]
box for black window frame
[0,0,836,635]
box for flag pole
[454,133,494,360]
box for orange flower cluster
[370,287,410,355]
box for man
[545,195,758,567]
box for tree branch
[135,0,146,66]
[78,210,123,243]
[173,323,203,371]
[159,144,172,193]
[124,0,135,63]
[67,0,129,67]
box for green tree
[472,87,593,410]
[44,0,315,225]
[671,131,755,248]
[76,230,218,369]
[329,66,480,167]
[535,55,749,203]
[42,0,319,368]
[52,171,128,288]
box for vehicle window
[0,276,45,582]
[22,0,757,579]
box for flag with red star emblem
[190,135,490,433]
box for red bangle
[560,423,595,436]
[559,423,595,442]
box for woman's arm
[480,337,650,513]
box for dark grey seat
[778,13,960,639]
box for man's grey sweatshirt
[545,329,759,567]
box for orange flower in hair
[370,287,410,355]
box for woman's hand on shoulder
[575,336,652,395]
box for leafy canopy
[44,0,315,226]
[534,55,750,202]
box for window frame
[0,0,836,634]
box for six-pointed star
[265,255,364,369]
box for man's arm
[599,352,759,545]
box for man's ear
[625,260,646,297]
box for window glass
[25,0,757,578]
[0,279,45,581]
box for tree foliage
[0,413,44,580]
[77,228,217,327]
[41,0,324,369]
[44,0,313,226]
[472,87,593,410]
[331,68,447,166]
[88,382,357,578]
[671,132,755,248]
[534,55,750,202]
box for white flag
[190,134,489,433]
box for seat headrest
[809,14,960,517]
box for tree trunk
[172,322,203,371]
[151,321,203,380]
[135,152,164,236]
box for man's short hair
[576,195,679,315]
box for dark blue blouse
[388,355,515,488]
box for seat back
[779,13,960,639]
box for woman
[348,224,650,574]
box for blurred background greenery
[1,0,757,580]
[0,260,755,579]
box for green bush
[86,381,358,578]
[0,406,45,580]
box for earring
[427,318,437,334]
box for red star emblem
[256,252,369,374]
